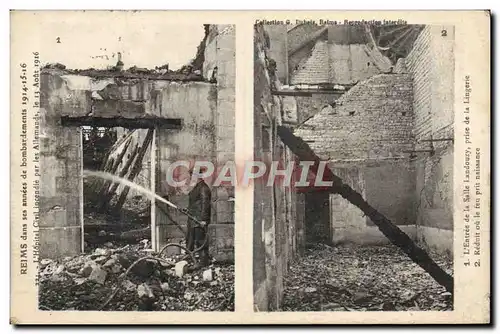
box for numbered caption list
[461,75,484,269]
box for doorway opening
[81,126,154,252]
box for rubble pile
[281,244,453,312]
[39,242,234,311]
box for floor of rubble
[39,242,234,312]
[39,209,234,311]
[281,244,453,312]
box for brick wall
[327,44,382,85]
[288,24,384,86]
[290,42,384,85]
[405,26,455,253]
[253,25,304,311]
[287,24,325,54]
[406,25,455,141]
[295,74,414,161]
[291,40,330,84]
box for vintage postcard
[10,10,490,324]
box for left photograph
[35,14,235,311]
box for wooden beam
[271,90,313,97]
[272,89,346,97]
[276,125,454,292]
[60,116,182,129]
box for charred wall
[39,72,88,259]
[203,24,236,260]
[253,24,305,311]
[295,73,417,244]
[152,24,236,261]
[39,25,235,259]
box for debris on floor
[281,244,453,312]
[39,242,234,311]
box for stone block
[175,260,188,277]
[89,265,107,285]
[202,268,213,281]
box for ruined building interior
[38,25,235,311]
[40,24,235,260]
[253,24,454,311]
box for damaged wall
[295,93,344,123]
[329,166,367,243]
[40,73,88,259]
[289,25,392,86]
[405,25,455,255]
[156,24,235,261]
[151,81,234,262]
[204,24,236,227]
[204,24,236,260]
[151,80,217,254]
[291,41,384,85]
[253,25,420,309]
[295,73,417,244]
[253,25,305,311]
[295,74,414,161]
[40,71,194,258]
[251,24,454,313]
[291,25,454,254]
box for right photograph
[253,22,455,312]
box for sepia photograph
[253,22,455,312]
[29,13,235,311]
